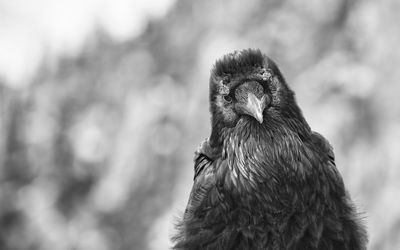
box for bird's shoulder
[310,131,335,165]
[193,138,219,180]
[184,139,221,215]
[310,131,345,193]
[310,132,367,249]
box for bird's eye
[223,95,232,103]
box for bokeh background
[0,0,399,249]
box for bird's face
[213,79,271,125]
[209,49,303,133]
[209,49,298,130]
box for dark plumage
[173,49,367,249]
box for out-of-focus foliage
[0,0,399,249]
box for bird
[173,49,367,250]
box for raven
[173,49,367,250]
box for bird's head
[209,49,302,131]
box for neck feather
[212,116,315,189]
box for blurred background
[0,0,399,249]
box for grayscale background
[0,0,398,249]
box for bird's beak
[244,93,267,124]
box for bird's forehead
[234,81,264,101]
[221,67,272,83]
[215,67,273,96]
[236,81,264,93]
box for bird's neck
[211,116,314,189]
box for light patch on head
[217,80,230,95]
[258,68,272,82]
[262,71,272,81]
[270,76,282,105]
[216,95,224,107]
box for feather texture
[173,49,367,250]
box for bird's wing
[311,133,367,248]
[311,131,345,191]
[184,139,218,217]
[173,140,219,249]
[176,140,239,249]
[311,132,335,165]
